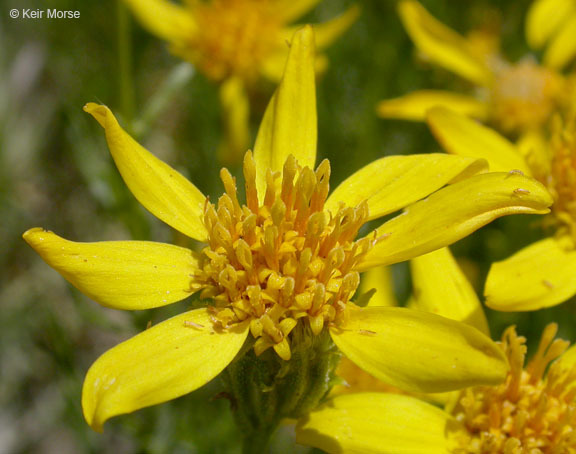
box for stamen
[197,153,373,360]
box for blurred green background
[2,0,573,452]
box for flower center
[193,152,373,360]
[188,0,282,82]
[490,60,564,133]
[547,120,576,246]
[451,324,576,453]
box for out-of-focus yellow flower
[124,0,358,163]
[297,323,576,454]
[299,248,576,453]
[377,0,575,137]
[23,28,553,432]
[428,106,576,311]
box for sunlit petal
[543,13,576,69]
[377,90,488,121]
[411,247,489,335]
[358,172,553,269]
[485,237,576,311]
[330,306,507,393]
[23,228,199,310]
[399,1,492,86]
[326,154,486,221]
[296,393,455,454]
[123,0,196,43]
[253,26,317,199]
[427,107,531,174]
[526,0,576,49]
[84,103,208,242]
[83,309,249,431]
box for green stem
[116,0,135,132]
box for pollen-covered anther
[197,152,373,359]
[452,323,576,453]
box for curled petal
[84,103,208,242]
[23,228,200,310]
[427,107,531,175]
[398,0,491,86]
[296,393,456,454]
[377,90,488,121]
[326,153,486,221]
[411,247,489,335]
[485,237,576,311]
[253,26,317,199]
[330,306,507,393]
[357,172,553,269]
[83,309,249,432]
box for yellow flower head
[427,106,576,311]
[125,0,358,84]
[377,0,574,135]
[297,324,576,454]
[124,0,358,163]
[298,248,576,453]
[452,323,576,453]
[24,28,553,432]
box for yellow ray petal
[84,103,208,242]
[399,1,492,86]
[326,154,486,221]
[276,0,322,23]
[296,393,455,454]
[526,0,576,49]
[123,0,196,44]
[330,306,507,393]
[218,77,250,165]
[543,13,576,69]
[357,172,553,270]
[411,247,489,335]
[23,228,199,310]
[253,26,317,199]
[360,266,397,308]
[485,237,576,311]
[427,107,531,175]
[282,6,360,51]
[83,309,249,432]
[376,90,488,121]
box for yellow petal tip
[83,102,111,128]
[22,227,49,246]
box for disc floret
[193,152,374,360]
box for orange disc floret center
[191,0,282,82]
[548,121,576,246]
[451,324,576,453]
[192,152,374,360]
[490,60,564,133]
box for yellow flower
[376,0,574,136]
[124,0,358,163]
[297,323,576,454]
[427,106,576,311]
[24,27,553,432]
[298,249,576,453]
